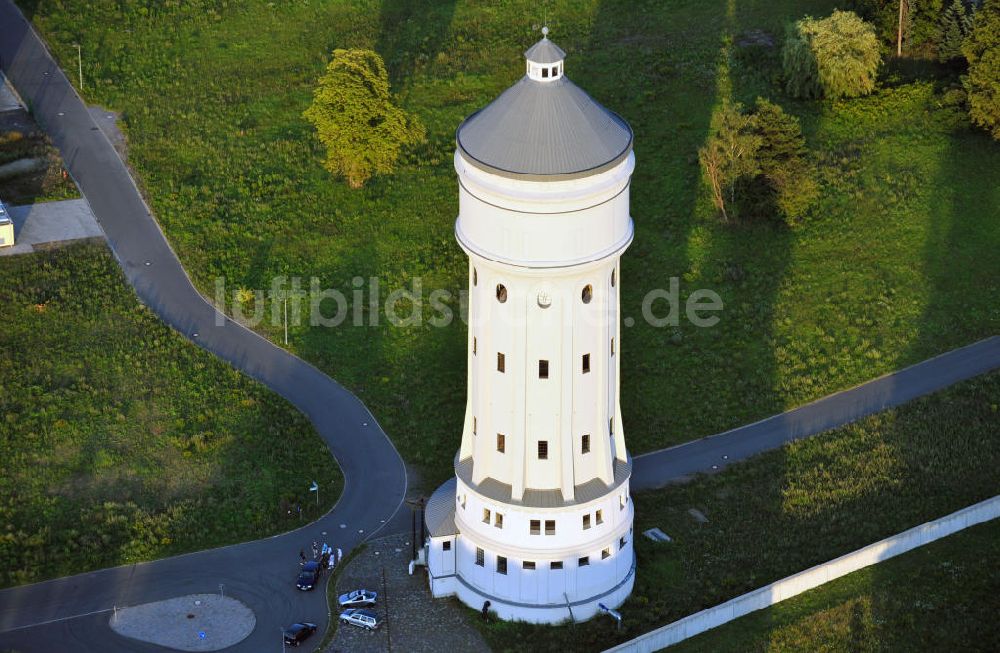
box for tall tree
[303,49,425,188]
[699,103,761,223]
[747,99,818,221]
[939,0,973,61]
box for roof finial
[541,25,549,38]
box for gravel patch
[326,533,489,653]
[109,593,255,651]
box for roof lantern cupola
[525,26,565,81]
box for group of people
[300,540,342,570]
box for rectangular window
[545,519,556,535]
[583,514,591,530]
[538,359,549,379]
[482,508,490,524]
[620,494,627,510]
[538,440,549,460]
[460,494,466,509]
[596,509,603,525]
[523,561,536,570]
[497,556,507,575]
[443,541,451,551]
[611,337,615,355]
[475,548,484,566]
[530,519,541,535]
[602,548,611,560]
[582,353,590,373]
[494,513,503,529]
[619,536,626,550]
[610,418,614,435]
[473,337,477,355]
[582,434,591,454]
[497,352,505,373]
[496,433,505,453]
[473,417,477,435]
[550,561,563,570]
[542,67,549,78]
[579,556,590,567]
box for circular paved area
[109,594,255,651]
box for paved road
[0,3,407,651]
[1,2,999,651]
[632,336,1000,490]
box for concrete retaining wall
[604,495,1000,653]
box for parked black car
[296,561,321,591]
[283,622,317,646]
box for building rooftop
[523,34,565,64]
[455,33,632,181]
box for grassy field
[667,518,1000,652]
[0,244,341,588]
[476,371,1000,651]
[18,0,1000,490]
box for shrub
[303,49,425,188]
[962,0,1000,139]
[783,11,882,99]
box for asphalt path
[0,3,407,651]
[2,2,999,651]
[632,336,1000,490]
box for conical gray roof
[456,67,632,180]
[524,37,565,64]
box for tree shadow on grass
[374,0,458,88]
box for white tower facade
[425,32,636,624]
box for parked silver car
[339,608,380,631]
[338,588,377,608]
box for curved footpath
[2,2,999,651]
[632,336,1000,489]
[0,3,407,652]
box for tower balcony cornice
[455,452,632,510]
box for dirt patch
[88,106,127,162]
[736,29,776,48]
[0,110,79,205]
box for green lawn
[18,0,1000,491]
[666,517,1000,652]
[476,371,1000,651]
[0,244,341,588]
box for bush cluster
[699,99,818,224]
[783,10,882,99]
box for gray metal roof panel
[456,75,633,180]
[524,38,566,64]
[425,476,459,537]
